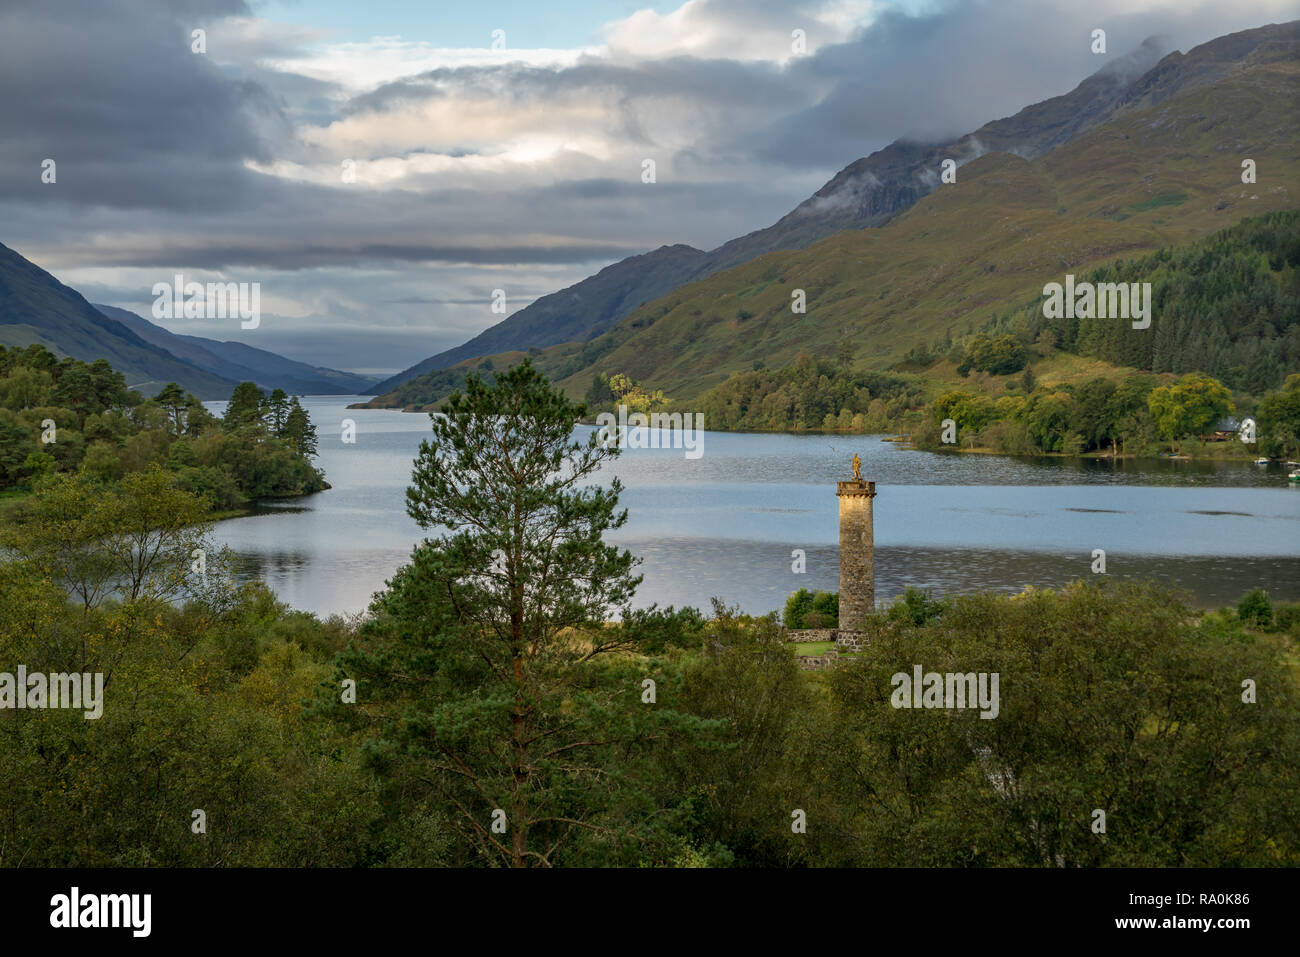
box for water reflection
[205,396,1300,617]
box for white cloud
[600,0,876,62]
[262,37,596,91]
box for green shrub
[886,587,948,625]
[620,604,707,654]
[784,589,838,629]
[784,588,814,628]
[1237,588,1273,629]
[1273,602,1299,637]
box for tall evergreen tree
[224,381,267,431]
[268,388,290,435]
[331,360,649,866]
[155,382,187,435]
[282,397,317,456]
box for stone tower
[837,463,876,632]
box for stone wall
[785,628,837,644]
[786,628,870,669]
[834,633,868,652]
[795,650,838,670]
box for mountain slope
[0,243,237,399]
[368,243,708,393]
[367,41,1299,410]
[95,304,378,394]
[372,20,1298,393]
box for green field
[792,641,835,656]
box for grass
[793,641,835,656]
[1127,192,1189,212]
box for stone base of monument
[785,628,869,669]
[833,631,867,652]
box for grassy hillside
[368,22,1298,396]
[365,245,709,395]
[363,52,1297,414]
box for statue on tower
[851,452,862,483]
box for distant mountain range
[94,304,379,397]
[368,21,1300,395]
[363,20,1299,410]
[0,241,379,399]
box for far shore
[338,402,1294,465]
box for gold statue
[851,452,862,482]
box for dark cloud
[0,0,267,194]
[1,0,1295,373]
[740,0,1284,168]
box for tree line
[0,344,324,509]
[915,371,1300,458]
[693,353,921,433]
[1008,209,1300,394]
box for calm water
[207,396,1300,617]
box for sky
[2,0,1297,376]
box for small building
[1206,416,1240,442]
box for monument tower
[837,453,876,632]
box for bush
[784,589,838,629]
[811,590,839,624]
[957,334,1027,377]
[982,418,1036,455]
[174,466,245,511]
[621,604,707,654]
[1272,601,1299,637]
[1237,588,1273,629]
[783,588,814,628]
[885,587,948,625]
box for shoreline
[342,403,1284,465]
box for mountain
[371,21,1298,393]
[367,243,709,393]
[365,24,1299,410]
[95,304,379,395]
[0,242,236,398]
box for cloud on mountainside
[0,0,1295,372]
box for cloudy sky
[2,0,1296,375]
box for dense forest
[691,354,922,433]
[1008,209,1300,393]
[0,344,325,509]
[1,362,1296,867]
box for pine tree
[282,397,317,456]
[155,382,187,435]
[268,388,290,436]
[223,381,267,431]
[334,360,646,866]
